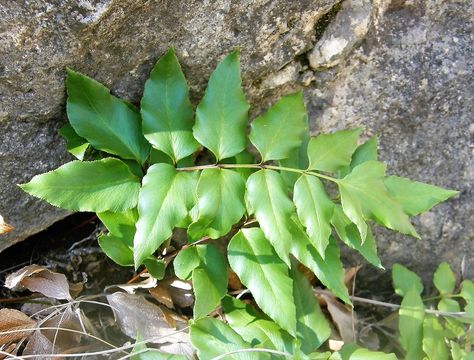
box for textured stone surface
[0,0,472,280]
[0,0,337,250]
[305,0,473,281]
[308,0,372,69]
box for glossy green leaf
[246,170,295,265]
[175,245,227,318]
[309,353,332,360]
[97,209,138,266]
[338,136,378,178]
[450,341,467,360]
[133,163,197,266]
[149,148,174,165]
[228,228,297,336]
[20,158,140,212]
[294,174,334,258]
[335,343,397,360]
[193,51,249,161]
[143,257,166,280]
[66,69,150,164]
[233,151,258,180]
[338,161,419,241]
[123,159,145,178]
[141,48,199,162]
[438,298,465,338]
[193,245,228,319]
[222,296,294,353]
[190,317,261,360]
[350,136,377,169]
[438,298,460,313]
[280,131,310,188]
[423,315,449,360]
[59,123,89,160]
[288,218,350,304]
[433,262,456,295]
[188,168,245,240]
[331,205,382,268]
[307,128,363,172]
[290,261,331,353]
[384,176,458,216]
[392,264,423,296]
[249,92,307,162]
[131,340,188,360]
[98,233,134,266]
[461,280,474,303]
[399,287,425,360]
[174,247,200,280]
[98,208,138,242]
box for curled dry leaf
[148,277,194,309]
[4,264,81,300]
[149,284,174,309]
[227,269,243,291]
[23,331,54,359]
[344,266,362,289]
[320,293,357,343]
[166,277,194,308]
[110,273,157,294]
[23,309,83,358]
[0,215,13,235]
[0,308,36,346]
[107,292,193,356]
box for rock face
[0,0,472,279]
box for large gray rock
[305,0,473,281]
[0,0,337,250]
[0,0,472,280]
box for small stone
[308,0,373,69]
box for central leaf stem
[176,163,339,183]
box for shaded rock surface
[0,0,472,280]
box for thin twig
[0,326,190,359]
[126,268,149,284]
[316,289,472,318]
[0,293,43,303]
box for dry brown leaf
[0,308,36,346]
[23,330,55,359]
[0,343,18,360]
[298,263,316,284]
[165,278,194,308]
[22,310,83,359]
[41,309,82,349]
[68,282,84,298]
[320,293,357,343]
[106,292,189,347]
[149,285,174,309]
[344,266,362,289]
[0,215,13,235]
[21,298,60,317]
[359,325,380,351]
[5,265,73,300]
[110,273,157,294]
[160,306,177,328]
[228,269,243,290]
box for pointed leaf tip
[141,47,198,162]
[20,159,140,213]
[249,92,308,162]
[193,50,249,161]
[66,70,150,164]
